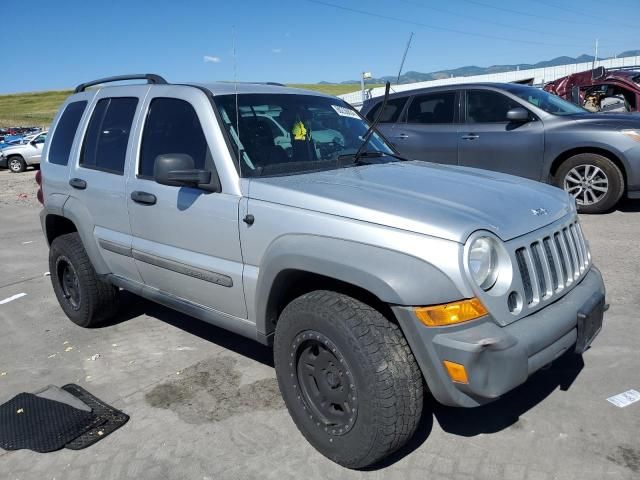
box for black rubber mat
[62,384,129,450]
[0,393,102,453]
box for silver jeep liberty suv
[38,74,605,469]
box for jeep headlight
[468,237,499,290]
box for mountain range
[324,50,640,85]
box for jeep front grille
[514,220,590,308]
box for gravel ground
[0,173,639,480]
[0,168,41,207]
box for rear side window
[407,92,456,124]
[139,98,211,178]
[48,101,87,165]
[365,97,408,123]
[80,97,138,174]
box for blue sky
[1,0,638,94]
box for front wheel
[555,153,624,214]
[274,290,424,469]
[8,156,26,173]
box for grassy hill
[0,84,370,127]
[0,90,73,127]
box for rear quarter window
[48,101,87,166]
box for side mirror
[506,107,530,123]
[30,140,37,146]
[154,154,212,188]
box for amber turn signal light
[414,298,488,327]
[443,360,469,384]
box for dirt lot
[0,168,41,207]
[0,168,639,480]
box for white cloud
[272,48,283,54]
[203,55,221,63]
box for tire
[555,153,624,214]
[8,156,26,173]
[274,290,424,469]
[49,232,119,327]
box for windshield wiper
[338,151,409,166]
[351,81,391,164]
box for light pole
[361,71,372,104]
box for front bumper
[0,155,7,168]
[393,266,605,408]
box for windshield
[214,93,395,177]
[503,84,587,115]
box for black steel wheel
[293,331,358,435]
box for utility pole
[396,32,414,85]
[592,38,599,69]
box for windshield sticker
[331,105,360,119]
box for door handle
[131,191,157,205]
[461,134,480,140]
[394,133,409,139]
[69,178,87,190]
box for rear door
[385,91,459,164]
[458,89,544,180]
[68,86,146,283]
[126,87,246,319]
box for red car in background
[544,66,640,113]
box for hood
[568,112,640,128]
[248,161,574,243]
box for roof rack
[74,74,168,93]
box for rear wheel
[274,290,424,469]
[555,153,624,214]
[49,232,119,327]
[8,156,26,173]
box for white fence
[340,55,640,108]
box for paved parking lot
[0,168,639,480]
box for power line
[458,0,634,30]
[308,0,596,49]
[530,0,637,30]
[398,0,596,41]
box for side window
[48,101,87,166]
[466,90,519,123]
[34,134,47,144]
[81,97,138,174]
[406,92,455,124]
[139,98,211,178]
[365,97,408,123]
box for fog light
[443,360,468,384]
[414,298,488,327]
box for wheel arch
[44,214,78,245]
[255,235,464,340]
[549,147,627,187]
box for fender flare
[254,234,463,337]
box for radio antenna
[396,32,413,85]
[233,25,241,176]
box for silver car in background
[0,131,48,172]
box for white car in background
[0,131,48,172]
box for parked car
[0,131,47,172]
[544,66,640,113]
[361,83,640,213]
[39,74,604,468]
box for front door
[458,89,545,180]
[25,132,47,164]
[384,91,459,164]
[126,89,246,319]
